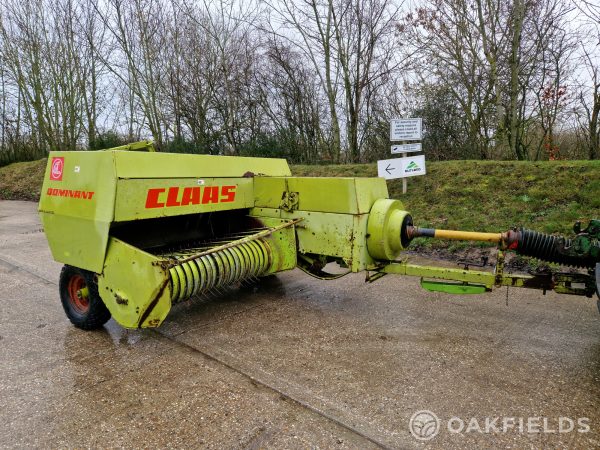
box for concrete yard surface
[1,200,599,449]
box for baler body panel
[39,151,117,273]
[251,208,373,272]
[114,178,254,221]
[39,150,292,272]
[253,177,388,214]
[39,149,303,328]
[251,177,391,271]
[255,217,298,274]
[112,151,292,179]
[98,237,172,328]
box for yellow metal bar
[383,262,497,288]
[381,261,548,290]
[433,229,502,243]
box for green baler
[38,143,600,330]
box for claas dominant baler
[38,142,600,330]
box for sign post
[377,118,425,192]
[401,153,408,194]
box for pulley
[366,199,413,261]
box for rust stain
[138,277,170,328]
[114,293,128,305]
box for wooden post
[401,152,407,194]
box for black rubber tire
[59,265,111,330]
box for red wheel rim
[67,275,89,313]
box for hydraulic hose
[504,228,597,269]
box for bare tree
[574,46,600,160]
[403,0,575,160]
[402,0,497,158]
[572,0,600,159]
[267,0,342,161]
[531,23,575,160]
[265,0,403,162]
[256,38,326,162]
[92,0,169,146]
[0,0,99,152]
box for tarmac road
[1,200,599,449]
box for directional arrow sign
[377,155,426,180]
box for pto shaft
[405,224,599,269]
[407,227,502,243]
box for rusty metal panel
[250,208,374,272]
[253,177,287,209]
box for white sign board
[391,143,422,154]
[390,118,422,141]
[377,155,426,180]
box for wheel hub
[67,275,89,313]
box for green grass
[293,160,600,249]
[1,158,599,251]
[0,158,47,201]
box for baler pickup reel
[38,144,600,330]
[158,219,301,305]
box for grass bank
[0,158,47,201]
[293,160,600,250]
